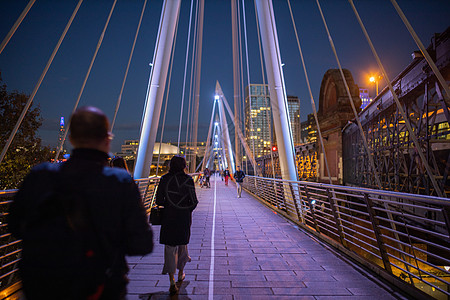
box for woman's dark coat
[156,171,198,246]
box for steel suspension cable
[0,0,84,165]
[237,0,245,168]
[110,0,148,132]
[201,100,217,170]
[190,0,205,173]
[185,0,200,159]
[0,0,36,55]
[241,0,257,173]
[266,0,297,176]
[254,1,275,179]
[177,0,195,152]
[346,1,442,279]
[155,10,180,177]
[390,0,450,106]
[314,0,382,188]
[348,0,444,198]
[55,0,118,161]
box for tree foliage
[0,73,51,190]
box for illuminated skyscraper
[245,84,272,158]
[287,95,301,146]
[57,117,65,153]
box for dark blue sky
[0,0,449,152]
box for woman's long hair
[169,155,186,173]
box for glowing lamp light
[445,266,450,271]
[215,135,218,138]
[215,142,218,145]
[215,122,219,126]
[369,76,375,83]
[311,199,316,205]
[272,146,277,151]
[214,95,220,101]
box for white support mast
[255,0,298,182]
[134,0,181,179]
[216,83,235,174]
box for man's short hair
[69,106,110,144]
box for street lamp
[369,75,382,97]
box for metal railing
[135,177,161,212]
[243,175,450,299]
[0,177,161,298]
[2,174,448,298]
[0,190,21,297]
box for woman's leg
[177,245,191,281]
[163,245,179,294]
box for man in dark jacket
[234,165,245,198]
[203,167,211,188]
[9,106,153,300]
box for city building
[114,140,207,174]
[56,117,65,152]
[245,84,272,158]
[287,95,301,146]
[301,113,317,144]
[359,88,372,110]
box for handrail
[242,175,450,299]
[2,174,448,298]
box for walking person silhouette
[155,155,198,295]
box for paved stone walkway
[127,175,400,300]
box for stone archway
[316,69,360,183]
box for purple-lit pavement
[127,175,400,299]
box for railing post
[304,184,320,233]
[290,182,303,222]
[442,207,450,239]
[363,194,393,273]
[326,188,348,247]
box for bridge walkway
[127,175,401,299]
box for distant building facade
[301,113,317,144]
[287,95,301,146]
[245,84,272,158]
[359,88,372,110]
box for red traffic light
[272,146,277,151]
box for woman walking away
[156,155,198,295]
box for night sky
[0,0,449,153]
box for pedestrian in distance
[234,165,245,198]
[203,167,211,188]
[8,106,154,300]
[155,155,198,295]
[110,156,129,172]
[224,167,230,186]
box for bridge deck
[127,176,399,299]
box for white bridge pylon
[134,0,181,179]
[201,81,240,174]
[135,0,298,183]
